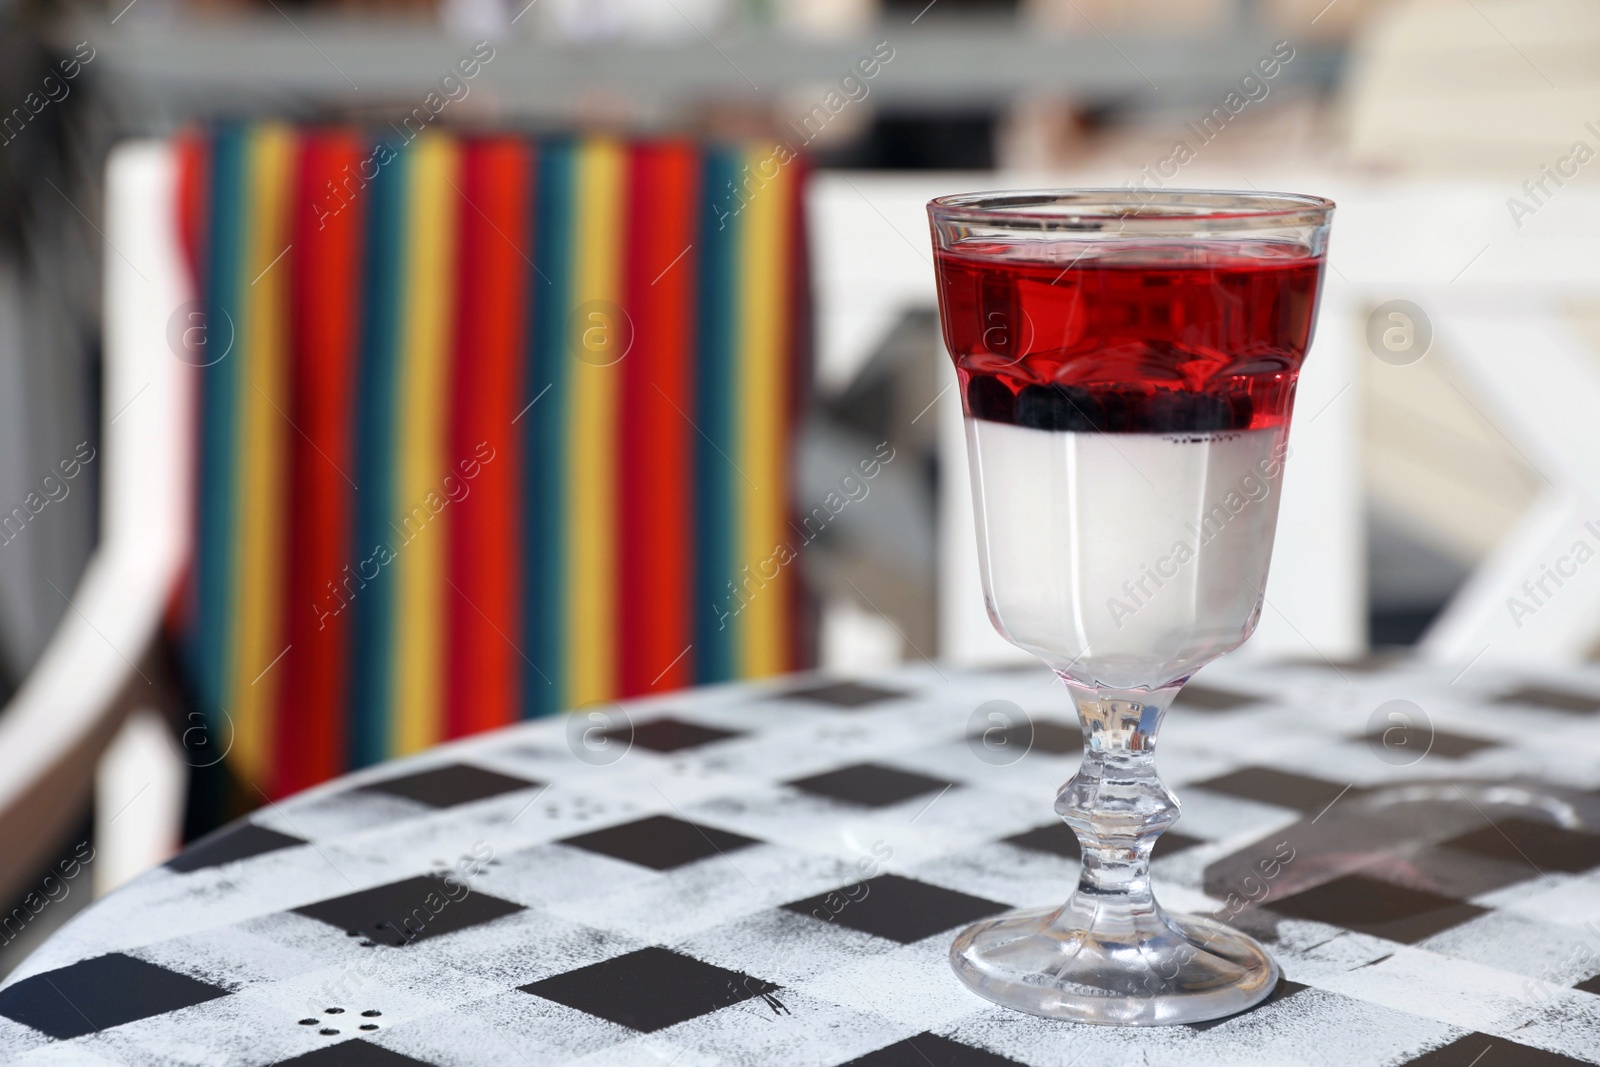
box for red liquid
[934,241,1325,434]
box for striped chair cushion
[169,125,810,799]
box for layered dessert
[936,240,1322,688]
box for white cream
[966,417,1288,689]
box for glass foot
[950,904,1279,1026]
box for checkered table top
[5,658,1600,1066]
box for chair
[1341,0,1600,664]
[178,124,814,801]
[0,124,812,888]
[0,140,188,905]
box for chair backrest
[1345,0,1600,179]
[169,124,810,798]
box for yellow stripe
[228,124,295,789]
[735,147,790,677]
[566,137,626,707]
[390,134,458,755]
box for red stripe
[446,137,530,737]
[174,130,208,294]
[276,130,365,793]
[167,131,210,637]
[620,142,699,695]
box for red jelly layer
[934,240,1324,433]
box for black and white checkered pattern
[4,658,1600,1066]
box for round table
[2,659,1600,1066]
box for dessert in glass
[928,189,1333,1025]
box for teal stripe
[195,125,247,732]
[348,137,409,767]
[522,139,575,717]
[694,148,739,683]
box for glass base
[949,904,1279,1026]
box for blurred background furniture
[19,122,811,914]
[168,126,808,811]
[0,136,189,924]
[1341,0,1600,665]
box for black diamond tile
[360,763,539,808]
[1187,977,1308,1032]
[1025,720,1082,754]
[776,680,908,708]
[1003,823,1201,862]
[0,953,230,1039]
[1353,728,1497,759]
[1424,731,1497,758]
[1266,873,1487,944]
[1401,1034,1594,1065]
[842,1032,1024,1066]
[967,718,1079,756]
[559,814,759,871]
[167,822,306,873]
[1575,972,1600,995]
[1494,685,1600,715]
[1440,818,1600,874]
[784,874,1008,944]
[1004,821,1081,859]
[1154,831,1204,857]
[1193,767,1351,815]
[788,763,953,808]
[1173,684,1262,712]
[293,875,524,946]
[274,1041,437,1066]
[607,717,740,753]
[521,946,778,1032]
[984,662,1052,677]
[1399,844,1542,899]
[1286,652,1407,674]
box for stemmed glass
[928,190,1333,1025]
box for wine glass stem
[1053,682,1182,933]
[947,674,1280,1023]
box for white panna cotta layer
[965,417,1288,689]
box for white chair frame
[0,141,190,903]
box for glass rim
[927,188,1335,232]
